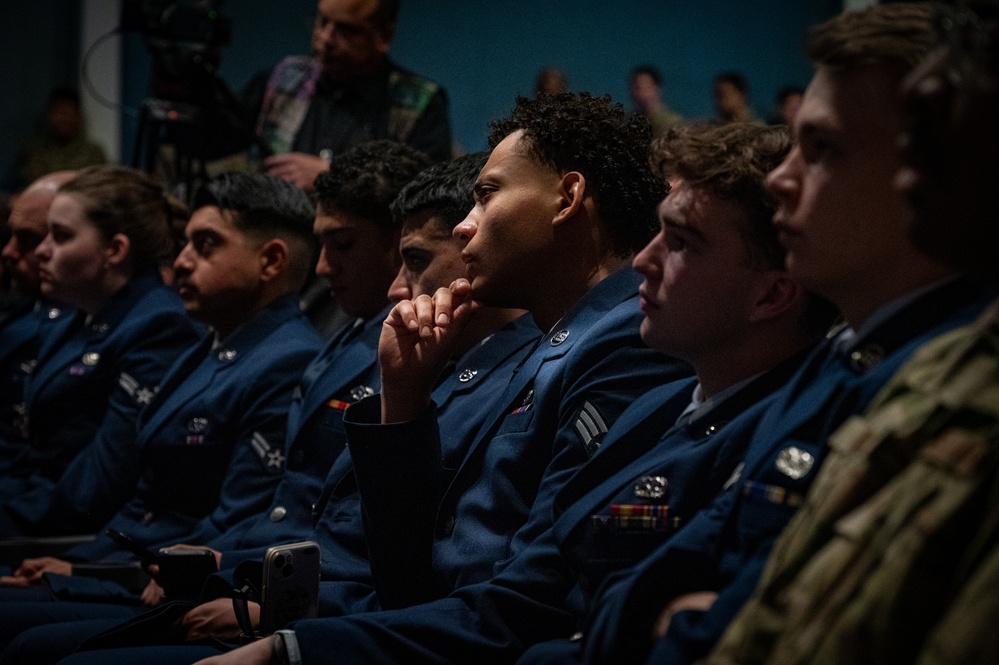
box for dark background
[0,0,840,190]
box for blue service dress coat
[580,277,995,665]
[53,294,323,565]
[0,296,323,645]
[340,267,691,613]
[0,299,72,461]
[0,316,543,665]
[198,303,395,564]
[200,313,540,607]
[256,349,805,665]
[0,271,199,491]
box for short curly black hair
[488,92,666,256]
[314,140,432,233]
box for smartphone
[157,548,218,601]
[259,541,321,635]
[104,528,158,568]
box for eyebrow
[662,216,706,243]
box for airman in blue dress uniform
[0,172,76,469]
[178,90,689,665]
[0,172,324,643]
[0,167,200,517]
[579,7,996,664]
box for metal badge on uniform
[550,330,570,346]
[633,475,668,500]
[349,385,374,402]
[575,400,608,458]
[849,343,884,373]
[458,368,478,383]
[47,308,60,319]
[82,352,100,366]
[775,446,815,480]
[91,322,109,334]
[19,359,37,375]
[251,431,285,473]
[186,417,208,445]
[218,349,238,362]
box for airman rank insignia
[775,446,815,479]
[82,352,100,366]
[349,385,374,402]
[186,417,208,445]
[723,462,744,491]
[119,372,157,405]
[849,343,885,373]
[550,330,570,346]
[251,431,285,474]
[575,400,608,458]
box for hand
[652,591,719,639]
[161,543,223,570]
[0,556,72,587]
[192,634,275,665]
[379,279,477,423]
[140,577,165,606]
[180,597,259,642]
[263,152,330,190]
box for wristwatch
[271,629,302,665]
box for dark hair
[715,72,749,95]
[47,87,81,108]
[651,121,791,271]
[775,86,804,105]
[373,0,400,26]
[314,140,431,233]
[806,3,933,74]
[631,65,663,87]
[489,92,667,256]
[192,172,314,242]
[58,166,186,271]
[391,152,489,232]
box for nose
[765,149,800,205]
[33,234,53,261]
[453,217,477,246]
[1,236,17,261]
[632,231,664,280]
[315,245,333,279]
[173,242,195,275]
[387,265,411,302]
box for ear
[552,172,587,228]
[747,272,804,323]
[104,233,131,268]
[258,238,289,283]
[376,22,395,54]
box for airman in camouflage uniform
[706,2,999,664]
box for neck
[693,318,820,400]
[835,259,956,329]
[210,288,288,341]
[530,253,629,332]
